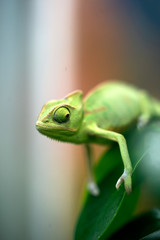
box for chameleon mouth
[36,120,77,133]
[36,121,50,132]
[36,121,63,139]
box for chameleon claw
[87,181,100,196]
[116,176,123,190]
[116,170,132,194]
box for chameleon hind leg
[87,126,132,194]
[138,91,154,128]
[84,144,100,196]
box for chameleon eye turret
[53,107,70,123]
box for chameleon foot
[137,114,149,129]
[116,170,132,194]
[87,181,100,196]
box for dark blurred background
[1,1,160,240]
[78,0,160,95]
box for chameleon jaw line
[36,120,77,132]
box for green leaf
[74,119,160,240]
[140,230,160,240]
[109,209,160,240]
[74,147,141,240]
[104,186,140,239]
[74,154,125,240]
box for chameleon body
[36,81,160,195]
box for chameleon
[36,81,160,196]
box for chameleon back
[83,82,142,131]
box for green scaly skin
[36,81,160,196]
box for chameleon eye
[53,107,70,123]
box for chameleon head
[36,90,83,141]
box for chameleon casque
[36,81,160,196]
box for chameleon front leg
[84,144,100,196]
[87,126,133,194]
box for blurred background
[1,0,160,240]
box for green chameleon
[36,81,160,196]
